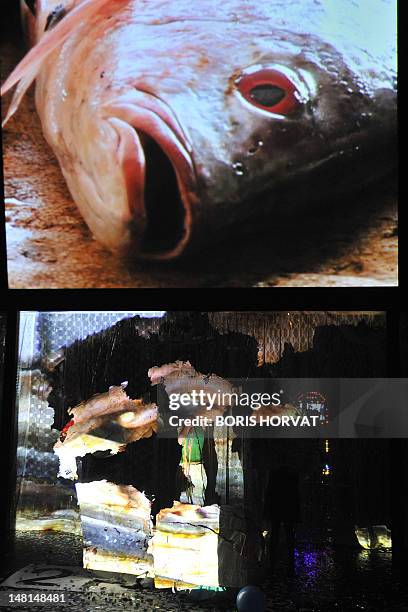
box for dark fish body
[6,0,397,258]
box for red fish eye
[236,68,302,115]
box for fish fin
[2,71,37,127]
[1,0,122,124]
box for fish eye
[236,68,302,115]
[249,84,286,107]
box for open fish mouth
[104,90,196,260]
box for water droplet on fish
[248,140,263,155]
[232,162,245,176]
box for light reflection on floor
[0,531,406,611]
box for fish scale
[3,0,397,259]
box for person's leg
[202,432,220,504]
[269,517,281,570]
[283,522,296,575]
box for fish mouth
[105,91,196,259]
[140,132,187,255]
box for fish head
[103,6,396,258]
[30,2,396,259]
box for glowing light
[297,391,328,424]
[355,525,392,549]
[294,549,321,581]
[322,464,331,476]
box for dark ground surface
[0,530,407,612]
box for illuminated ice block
[374,525,392,548]
[151,502,220,588]
[151,502,264,588]
[75,480,153,576]
[355,525,392,549]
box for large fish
[2,0,397,260]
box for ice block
[75,480,153,576]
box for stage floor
[1,530,406,611]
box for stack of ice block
[75,480,153,576]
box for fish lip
[135,87,194,155]
[138,121,196,261]
[104,91,197,260]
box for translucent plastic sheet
[15,311,165,531]
[14,310,387,536]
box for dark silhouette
[264,460,301,572]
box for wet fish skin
[10,1,398,258]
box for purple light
[294,549,321,580]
